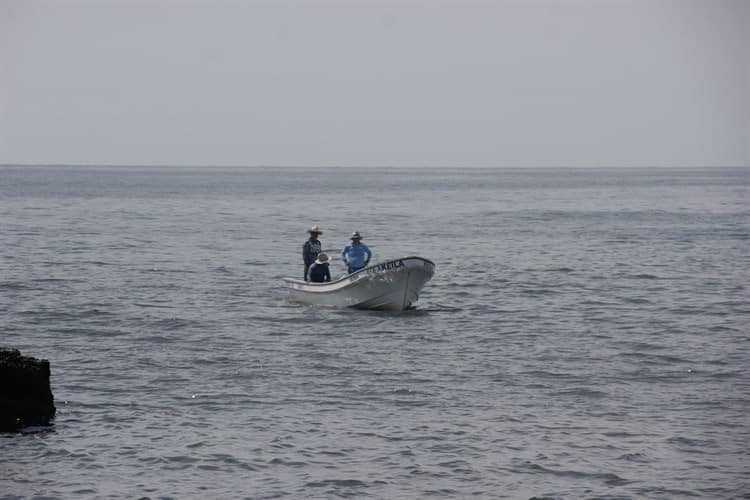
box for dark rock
[0,348,56,432]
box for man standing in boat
[341,231,372,274]
[303,225,323,280]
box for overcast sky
[0,0,748,167]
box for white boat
[283,256,435,311]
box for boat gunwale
[283,256,435,288]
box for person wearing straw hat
[307,253,331,283]
[340,231,372,274]
[303,225,323,280]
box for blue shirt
[308,262,331,282]
[340,243,372,271]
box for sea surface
[1,166,748,499]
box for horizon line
[2,163,749,169]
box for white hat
[314,253,329,264]
[351,231,362,240]
[307,225,322,234]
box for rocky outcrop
[0,348,56,431]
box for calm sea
[1,166,748,499]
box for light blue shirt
[340,242,372,270]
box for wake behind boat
[283,256,435,311]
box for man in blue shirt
[308,253,331,283]
[341,231,372,273]
[303,225,323,280]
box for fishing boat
[283,256,435,311]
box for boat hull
[283,257,435,311]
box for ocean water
[1,166,748,499]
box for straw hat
[307,225,322,235]
[351,231,362,240]
[314,253,329,264]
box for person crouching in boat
[303,225,323,280]
[341,232,371,274]
[308,253,331,283]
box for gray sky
[1,0,748,167]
